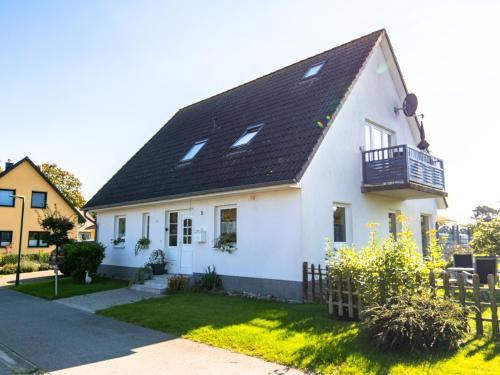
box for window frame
[302,61,325,79]
[168,211,179,247]
[215,205,237,248]
[31,191,47,209]
[388,211,401,240]
[0,230,13,247]
[28,231,48,248]
[142,212,151,240]
[114,215,126,246]
[0,189,16,207]
[364,120,395,151]
[180,139,208,162]
[231,124,263,149]
[333,202,351,247]
[182,217,192,245]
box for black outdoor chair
[453,254,473,268]
[474,256,498,285]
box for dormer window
[181,139,207,162]
[303,62,325,79]
[231,124,263,148]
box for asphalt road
[0,288,302,374]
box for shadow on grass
[99,291,500,373]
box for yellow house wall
[0,161,79,254]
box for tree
[40,163,86,208]
[38,206,76,248]
[472,205,499,222]
[469,218,500,256]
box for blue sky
[1,0,499,221]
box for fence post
[346,271,354,319]
[318,265,323,301]
[458,273,466,307]
[443,271,450,299]
[472,274,483,336]
[302,262,308,303]
[311,264,316,302]
[429,271,436,298]
[488,274,499,339]
[337,273,343,317]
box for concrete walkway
[0,288,303,374]
[55,287,163,313]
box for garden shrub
[60,242,105,282]
[0,253,51,274]
[470,217,500,256]
[365,293,469,352]
[168,275,189,291]
[326,218,445,306]
[129,266,153,286]
[195,266,223,291]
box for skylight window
[231,124,263,148]
[181,139,207,162]
[303,62,325,79]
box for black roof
[85,30,384,210]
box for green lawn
[98,292,499,374]
[11,276,128,300]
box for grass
[98,292,500,374]
[11,276,128,300]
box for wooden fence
[303,261,500,336]
[429,271,499,338]
[302,262,361,320]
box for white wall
[299,38,440,265]
[96,188,303,281]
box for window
[231,125,262,148]
[333,203,350,244]
[303,62,324,79]
[183,218,192,245]
[79,232,92,241]
[0,231,13,247]
[388,212,398,240]
[168,212,178,246]
[364,122,394,150]
[31,191,47,208]
[217,206,237,246]
[181,140,207,162]
[0,189,15,207]
[142,213,150,239]
[420,214,431,257]
[28,231,48,248]
[114,216,126,241]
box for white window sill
[113,244,125,249]
[212,247,237,251]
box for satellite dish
[402,93,418,117]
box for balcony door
[365,122,394,151]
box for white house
[84,30,447,300]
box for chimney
[5,159,14,171]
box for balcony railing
[362,145,445,193]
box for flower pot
[151,263,166,275]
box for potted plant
[134,237,151,256]
[213,233,237,253]
[148,249,166,275]
[111,238,125,246]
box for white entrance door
[165,211,193,275]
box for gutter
[84,180,300,211]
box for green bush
[129,266,153,286]
[326,218,445,306]
[0,252,52,274]
[1,263,18,274]
[195,266,222,291]
[470,218,500,256]
[60,242,105,282]
[168,275,189,291]
[365,293,469,352]
[0,254,19,266]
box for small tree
[38,206,76,296]
[470,218,500,256]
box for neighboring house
[77,210,96,241]
[0,157,84,254]
[84,30,447,300]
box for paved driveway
[0,288,302,374]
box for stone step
[130,284,167,295]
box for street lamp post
[12,195,25,287]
